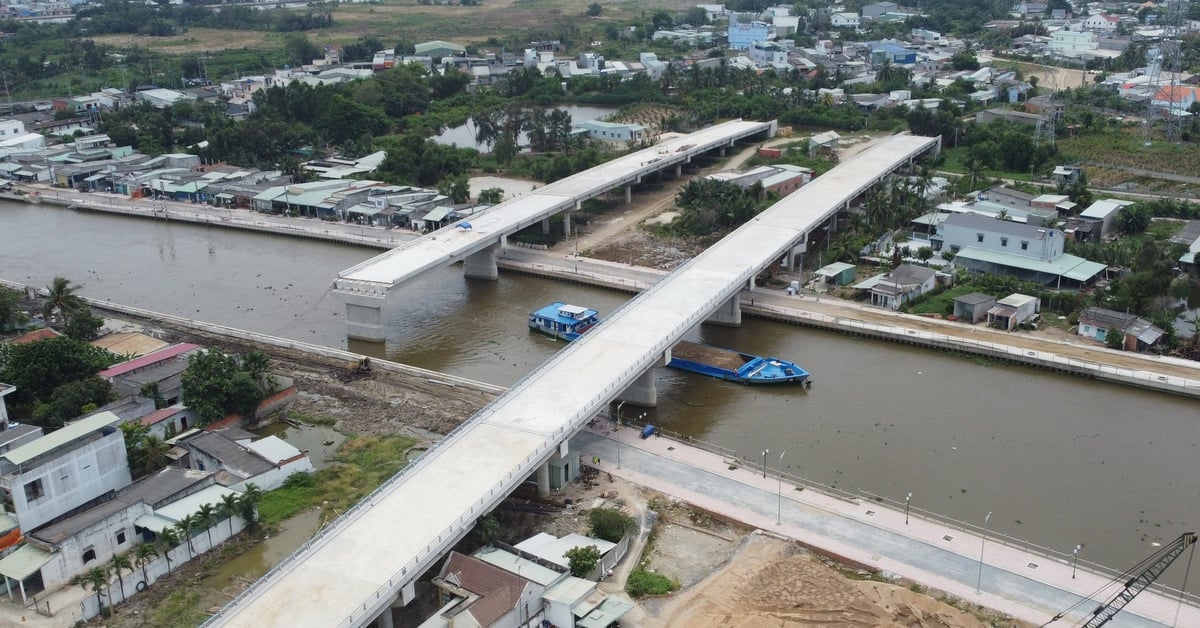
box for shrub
[588,508,635,543]
[626,569,677,596]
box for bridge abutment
[463,243,499,280]
[342,292,387,342]
[618,370,657,407]
[706,295,742,326]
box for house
[179,429,313,491]
[1172,220,1200,271]
[1078,307,1165,351]
[414,40,467,59]
[831,12,860,28]
[1013,1,1047,16]
[727,15,772,50]
[808,130,840,156]
[862,2,898,20]
[1075,199,1134,240]
[815,262,857,286]
[136,404,200,439]
[858,264,937,310]
[1151,85,1199,115]
[577,120,646,143]
[938,213,1106,287]
[987,293,1040,330]
[1048,30,1098,55]
[514,532,628,581]
[975,108,1046,127]
[0,383,13,428]
[1083,14,1120,31]
[0,412,131,533]
[1052,165,1083,186]
[953,293,996,323]
[98,343,201,408]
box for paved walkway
[571,426,1200,628]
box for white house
[0,118,24,139]
[988,293,1041,330]
[938,213,1106,286]
[1078,307,1165,351]
[1083,13,1119,31]
[860,264,937,310]
[180,429,313,491]
[577,120,647,143]
[0,383,13,428]
[1049,30,1098,55]
[831,12,860,28]
[0,412,132,532]
[1151,85,1199,114]
[1078,198,1134,239]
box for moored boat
[668,341,810,387]
[528,302,600,341]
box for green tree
[588,507,635,543]
[33,377,113,428]
[477,187,504,204]
[42,276,85,322]
[1116,205,1152,234]
[220,492,242,536]
[181,351,264,422]
[0,337,118,416]
[476,515,500,547]
[950,48,980,71]
[238,483,263,532]
[79,566,109,618]
[437,174,470,204]
[917,246,934,264]
[109,552,133,604]
[241,350,271,386]
[564,544,601,578]
[1106,329,1125,350]
[586,2,602,16]
[63,308,104,341]
[156,528,180,574]
[0,288,23,331]
[174,515,196,560]
[134,543,159,585]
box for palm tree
[134,543,159,585]
[109,553,133,605]
[238,484,263,530]
[79,566,108,617]
[138,435,171,475]
[174,516,196,560]
[963,155,985,189]
[197,504,218,548]
[220,493,241,536]
[156,528,180,574]
[42,276,85,322]
[241,350,270,385]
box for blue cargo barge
[668,341,810,386]
[528,302,600,341]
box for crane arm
[1082,532,1197,628]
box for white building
[831,12,860,28]
[1083,14,1119,31]
[1049,30,1098,55]
[1078,198,1134,239]
[0,119,24,139]
[180,429,313,491]
[0,412,131,532]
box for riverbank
[13,185,1199,400]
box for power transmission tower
[1144,0,1190,145]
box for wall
[232,456,314,492]
[11,432,132,531]
[38,503,150,589]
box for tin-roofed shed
[953,292,995,323]
[815,262,857,286]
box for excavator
[1043,531,1197,628]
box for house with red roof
[7,328,61,345]
[1151,85,1199,113]
[98,343,200,407]
[1083,13,1119,31]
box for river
[1,202,1197,582]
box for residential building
[98,343,201,408]
[136,404,200,440]
[1083,14,1119,31]
[858,264,937,310]
[988,293,1040,330]
[1078,307,1166,351]
[748,40,789,65]
[938,213,1105,286]
[975,108,1046,126]
[414,40,467,59]
[1049,30,1098,55]
[0,118,24,138]
[727,15,772,49]
[179,429,313,491]
[953,293,996,323]
[514,532,628,581]
[831,12,860,28]
[1172,220,1200,271]
[1151,85,1199,114]
[0,412,131,532]
[1073,198,1134,240]
[862,2,898,20]
[815,262,857,287]
[0,383,12,428]
[704,164,811,197]
[577,120,646,143]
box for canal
[1,202,1197,582]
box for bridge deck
[335,119,774,293]
[208,134,938,628]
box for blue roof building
[728,15,772,50]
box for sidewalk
[570,426,1200,628]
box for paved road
[571,427,1199,628]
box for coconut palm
[138,435,171,475]
[109,553,133,604]
[79,566,108,617]
[174,516,196,560]
[197,504,218,548]
[238,483,263,529]
[241,350,270,384]
[156,528,180,574]
[134,543,159,584]
[220,493,242,536]
[42,276,85,322]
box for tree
[134,543,159,585]
[0,288,23,331]
[33,376,113,428]
[1116,205,1151,234]
[220,492,242,536]
[437,174,470,204]
[1170,277,1193,305]
[588,507,635,543]
[476,515,500,547]
[586,2,601,16]
[156,528,180,574]
[1106,329,1125,350]
[197,503,218,548]
[241,350,270,384]
[109,553,133,604]
[63,308,104,341]
[950,48,980,71]
[238,483,263,531]
[0,337,118,416]
[477,187,504,204]
[181,351,264,422]
[79,566,109,618]
[917,246,934,264]
[564,544,602,578]
[42,276,85,322]
[175,516,196,559]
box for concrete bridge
[205,134,940,627]
[333,119,777,341]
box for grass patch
[906,285,978,316]
[1058,127,1200,179]
[286,411,339,427]
[147,588,208,626]
[257,435,417,528]
[625,569,678,596]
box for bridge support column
[341,292,387,343]
[542,218,551,235]
[374,606,394,628]
[537,462,551,497]
[785,241,806,271]
[675,164,682,177]
[618,369,657,407]
[563,210,571,237]
[625,185,632,204]
[706,295,742,326]
[464,243,499,280]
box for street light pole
[905,492,912,525]
[761,448,769,479]
[1072,544,1082,579]
[776,450,787,525]
[613,401,626,470]
[976,511,992,594]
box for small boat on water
[668,341,811,387]
[528,302,601,341]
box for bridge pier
[675,164,682,177]
[537,462,551,497]
[618,370,657,407]
[625,185,632,204]
[342,292,387,342]
[706,295,742,326]
[463,243,499,280]
[541,217,551,235]
[784,241,806,271]
[563,210,571,237]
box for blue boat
[528,302,601,341]
[668,341,811,387]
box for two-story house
[937,213,1105,287]
[0,411,131,534]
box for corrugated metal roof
[0,543,53,580]
[952,247,1105,282]
[154,484,240,523]
[2,411,122,466]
